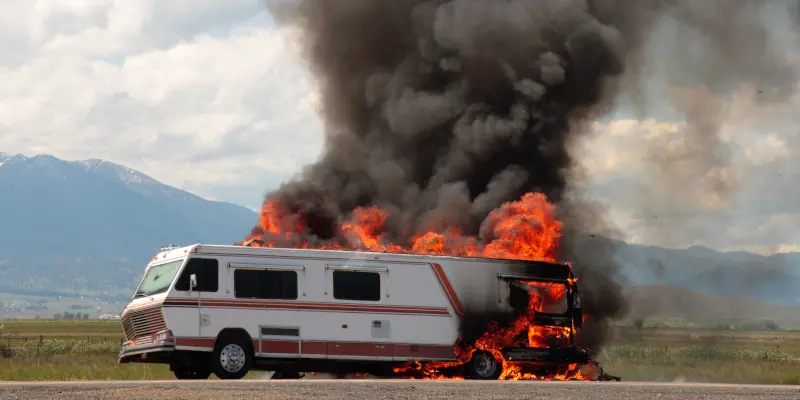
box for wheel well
[215,328,253,351]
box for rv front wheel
[465,350,502,380]
[212,335,253,379]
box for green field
[0,320,123,339]
[0,321,270,380]
[596,327,800,384]
[2,321,800,383]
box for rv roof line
[188,243,569,266]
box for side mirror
[189,274,197,292]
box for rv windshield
[133,259,184,298]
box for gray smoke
[618,1,799,248]
[255,0,799,351]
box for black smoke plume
[255,0,799,352]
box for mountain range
[613,240,800,306]
[0,152,257,299]
[1,152,799,308]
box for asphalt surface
[0,380,797,400]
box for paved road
[0,380,798,400]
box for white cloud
[743,134,790,165]
[0,0,322,209]
[576,119,682,180]
[577,89,800,253]
[2,0,800,255]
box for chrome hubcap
[474,352,498,377]
[219,343,246,373]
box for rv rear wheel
[465,350,502,380]
[212,335,253,380]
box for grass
[0,320,161,380]
[3,339,121,357]
[0,354,174,381]
[595,345,800,384]
[605,344,793,361]
[0,320,122,339]
[591,326,800,384]
[2,320,800,383]
[598,359,800,385]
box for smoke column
[257,0,799,351]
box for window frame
[227,263,306,299]
[233,268,299,300]
[326,265,387,302]
[174,257,220,293]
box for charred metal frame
[494,263,590,369]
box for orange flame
[243,193,562,260]
[240,192,589,380]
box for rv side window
[233,269,298,300]
[174,258,219,292]
[332,271,380,301]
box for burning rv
[117,243,597,380]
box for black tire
[465,350,503,380]
[172,366,211,380]
[211,334,253,380]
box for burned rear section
[457,260,592,375]
[503,261,586,362]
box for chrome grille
[121,304,166,341]
[136,336,154,345]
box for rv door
[193,258,221,339]
[174,258,221,338]
[174,262,201,338]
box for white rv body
[118,244,581,379]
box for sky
[1,0,799,256]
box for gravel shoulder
[0,380,798,400]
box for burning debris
[238,0,797,381]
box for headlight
[153,330,173,343]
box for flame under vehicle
[118,244,591,380]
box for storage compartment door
[258,326,300,358]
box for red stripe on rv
[326,342,393,358]
[430,263,465,317]
[175,337,215,348]
[191,300,450,316]
[197,299,445,311]
[273,340,454,360]
[260,339,300,354]
[301,340,327,355]
[174,337,456,360]
[394,344,457,359]
[123,301,165,314]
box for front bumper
[501,346,591,364]
[118,341,175,364]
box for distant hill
[611,241,800,306]
[0,153,257,299]
[626,285,800,329]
